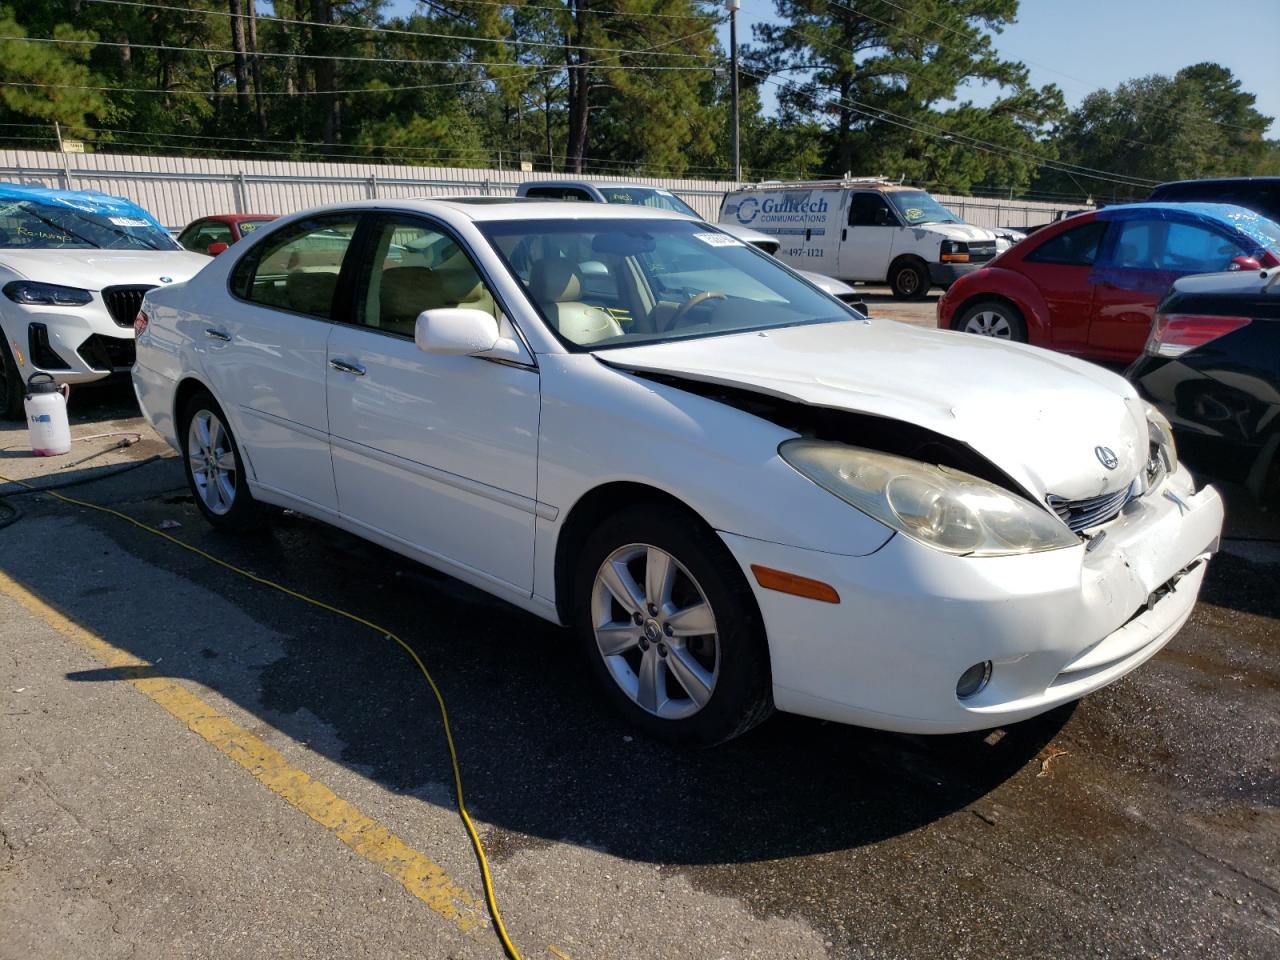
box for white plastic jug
[25,373,71,457]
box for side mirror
[414,308,522,360]
[207,241,230,256]
[874,209,893,226]
[1228,255,1261,272]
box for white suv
[0,184,208,417]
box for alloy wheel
[187,408,238,515]
[963,309,1013,338]
[590,543,720,720]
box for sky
[724,0,1278,136]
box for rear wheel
[953,299,1028,343]
[574,505,772,746]
[889,258,930,300]
[0,336,24,420]
[180,390,270,532]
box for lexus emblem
[159,276,173,284]
[1095,446,1119,470]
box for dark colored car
[938,202,1280,363]
[177,214,276,256]
[1148,177,1280,225]
[1128,268,1280,499]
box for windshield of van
[0,198,179,250]
[886,190,960,226]
[599,187,702,218]
[480,218,854,350]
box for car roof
[1153,176,1280,190]
[1170,268,1279,297]
[522,179,662,190]
[194,213,276,224]
[292,198,702,223]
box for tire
[179,390,270,533]
[952,298,1028,343]
[573,504,773,747]
[0,335,24,421]
[889,258,930,300]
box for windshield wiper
[22,207,99,248]
[87,217,161,250]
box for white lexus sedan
[132,200,1224,746]
[0,184,209,418]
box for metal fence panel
[0,149,1086,230]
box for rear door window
[230,216,359,320]
[1108,219,1243,272]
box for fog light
[956,661,992,699]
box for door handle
[805,228,812,242]
[204,327,231,341]
[329,358,366,377]
[842,227,847,242]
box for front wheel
[180,390,270,533]
[889,258,930,300]
[574,506,773,747]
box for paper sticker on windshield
[693,232,744,247]
[903,208,923,222]
[109,217,150,227]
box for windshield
[600,187,702,219]
[0,198,179,250]
[885,190,959,226]
[480,218,855,350]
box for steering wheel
[665,290,726,330]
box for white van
[719,178,1002,299]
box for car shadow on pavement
[16,472,1074,868]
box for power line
[0,34,722,70]
[0,75,537,97]
[762,75,1159,189]
[419,0,724,20]
[80,0,714,59]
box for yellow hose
[0,470,525,960]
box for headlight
[2,281,94,306]
[1145,404,1177,489]
[940,240,970,263]
[780,440,1079,557]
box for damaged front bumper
[719,464,1224,734]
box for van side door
[800,189,844,273]
[838,192,899,282]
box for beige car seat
[527,259,622,345]
[285,271,339,317]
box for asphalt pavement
[1,364,1277,960]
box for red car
[938,202,1280,363]
[176,213,276,256]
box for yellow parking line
[0,570,488,937]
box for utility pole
[728,0,741,182]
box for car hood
[600,319,1150,501]
[920,222,999,243]
[800,271,858,298]
[718,222,780,250]
[0,249,209,290]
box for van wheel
[889,258,930,300]
[953,299,1027,343]
[0,337,24,420]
